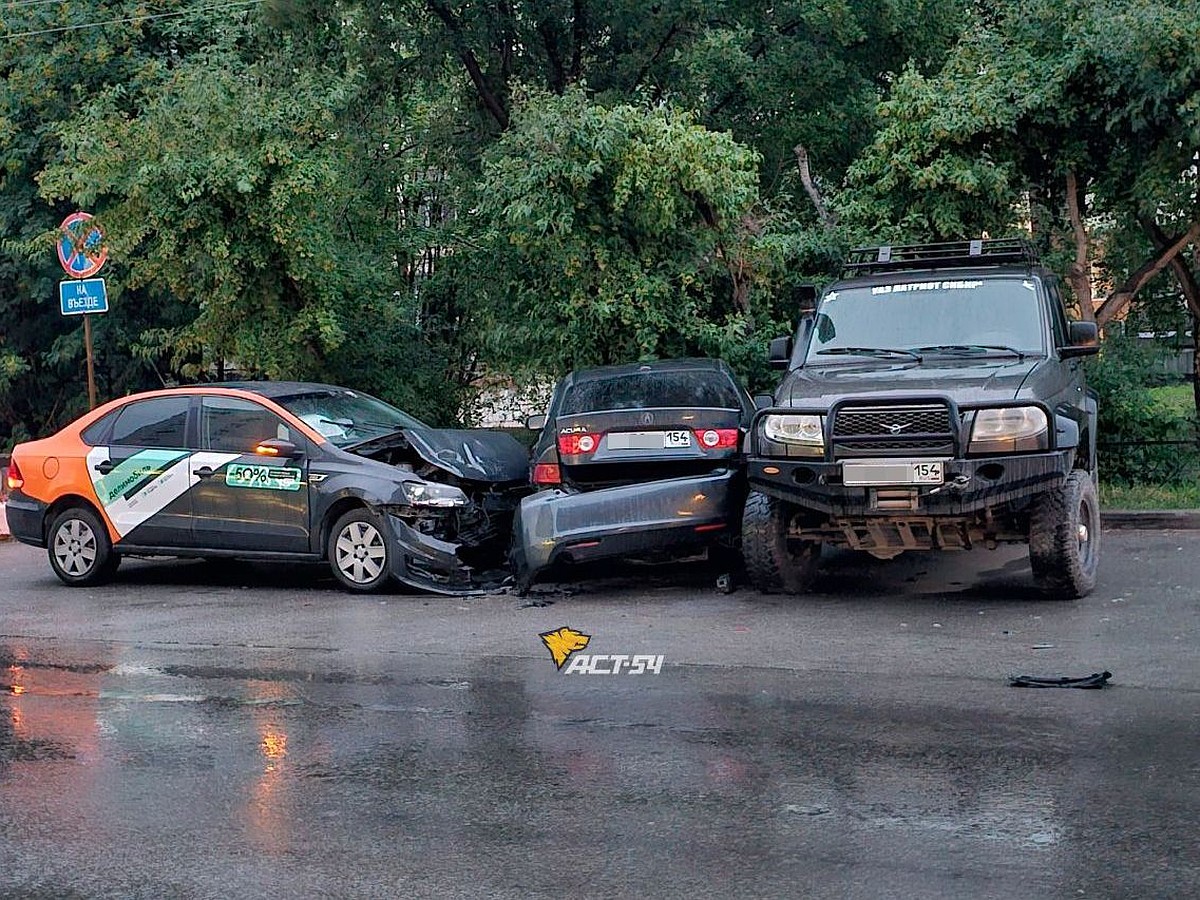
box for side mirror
[753,394,774,410]
[525,414,548,431]
[1061,321,1099,358]
[254,439,301,459]
[768,336,793,370]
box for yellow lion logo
[540,627,591,669]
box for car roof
[570,358,728,383]
[212,381,350,398]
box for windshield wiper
[912,344,1026,359]
[815,346,923,361]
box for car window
[1045,278,1069,347]
[200,396,291,453]
[561,371,744,414]
[109,397,190,448]
[80,409,120,446]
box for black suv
[743,240,1101,598]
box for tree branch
[632,21,681,89]
[1064,170,1094,322]
[794,144,833,227]
[569,0,586,81]
[1143,216,1200,320]
[1094,220,1200,325]
[426,0,509,130]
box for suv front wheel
[741,493,820,594]
[1028,470,1100,599]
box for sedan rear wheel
[47,506,119,587]
[329,509,391,593]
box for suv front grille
[831,404,955,458]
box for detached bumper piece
[1010,671,1112,689]
[512,470,737,588]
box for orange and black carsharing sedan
[4,383,530,593]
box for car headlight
[969,407,1049,453]
[400,480,469,508]
[762,414,825,456]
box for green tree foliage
[460,91,804,386]
[0,1,219,444]
[8,0,1196,449]
[839,0,1200,325]
[1,3,463,444]
[1087,334,1198,482]
[354,0,965,196]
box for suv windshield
[272,389,427,447]
[562,372,743,414]
[805,277,1046,361]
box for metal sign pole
[84,314,97,410]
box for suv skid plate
[841,459,947,486]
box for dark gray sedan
[512,359,753,588]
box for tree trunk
[1194,248,1200,425]
[1064,171,1095,322]
[1192,310,1199,423]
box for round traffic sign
[57,212,108,279]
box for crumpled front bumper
[381,513,509,596]
[511,470,739,587]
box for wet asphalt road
[0,532,1198,899]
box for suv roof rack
[843,239,1039,276]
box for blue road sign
[59,278,109,316]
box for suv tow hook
[927,474,972,495]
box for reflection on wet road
[1,533,1198,898]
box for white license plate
[606,430,692,450]
[842,460,944,486]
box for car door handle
[193,466,214,479]
[93,460,114,475]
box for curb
[1101,509,1200,530]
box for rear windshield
[561,372,743,415]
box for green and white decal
[93,450,189,505]
[86,447,242,538]
[225,463,303,492]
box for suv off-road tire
[1028,470,1100,599]
[741,492,819,594]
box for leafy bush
[1087,335,1198,483]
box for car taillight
[5,459,24,492]
[557,433,601,456]
[532,463,561,485]
[694,428,740,450]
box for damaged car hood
[356,427,530,482]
